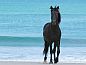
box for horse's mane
[58,12,61,24]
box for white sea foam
[0,46,86,63]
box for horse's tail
[43,40,49,55]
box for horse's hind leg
[49,44,53,64]
[52,43,56,53]
[53,43,56,63]
[43,41,49,62]
[55,41,60,63]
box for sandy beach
[0,61,86,65]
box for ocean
[0,0,86,63]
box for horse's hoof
[54,61,58,64]
[54,58,58,63]
[49,61,53,64]
[54,60,58,63]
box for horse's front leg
[43,41,49,63]
[55,41,60,63]
[49,44,53,64]
[53,43,56,63]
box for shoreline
[0,61,86,65]
[0,60,86,63]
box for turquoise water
[0,14,86,47]
[0,0,86,14]
[0,0,86,62]
[0,14,86,39]
[0,36,86,47]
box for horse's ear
[57,6,59,9]
[50,6,53,9]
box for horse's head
[50,6,60,26]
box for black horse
[43,6,61,63]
